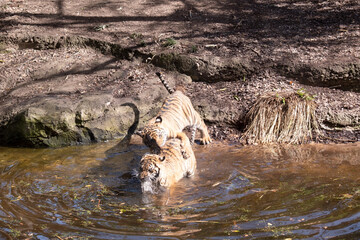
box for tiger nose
[140,173,150,181]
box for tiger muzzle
[141,176,156,193]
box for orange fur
[138,90,212,154]
[139,136,196,193]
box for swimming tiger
[136,72,211,156]
[139,135,196,193]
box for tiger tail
[156,72,174,94]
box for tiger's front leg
[175,132,190,159]
[198,121,212,145]
[193,111,212,145]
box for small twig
[328,85,342,89]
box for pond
[0,139,359,239]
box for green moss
[0,109,81,147]
[162,38,176,47]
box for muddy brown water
[0,141,359,239]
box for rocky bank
[0,0,359,147]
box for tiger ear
[135,130,144,137]
[160,156,166,162]
[155,116,162,123]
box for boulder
[0,93,163,147]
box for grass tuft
[162,38,176,47]
[241,91,319,144]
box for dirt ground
[1,0,360,144]
[2,0,360,61]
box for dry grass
[241,91,319,144]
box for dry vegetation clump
[241,90,319,144]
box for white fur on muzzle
[141,179,156,194]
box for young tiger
[136,72,211,156]
[139,135,196,193]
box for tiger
[139,135,196,193]
[136,72,211,157]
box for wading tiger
[136,72,211,157]
[139,135,196,193]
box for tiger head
[139,153,166,193]
[136,116,168,153]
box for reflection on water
[0,140,359,239]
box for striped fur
[136,72,212,156]
[139,136,196,193]
[156,72,174,94]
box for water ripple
[0,142,359,238]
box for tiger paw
[200,136,212,145]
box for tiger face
[139,136,197,194]
[139,154,166,193]
[137,117,168,153]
